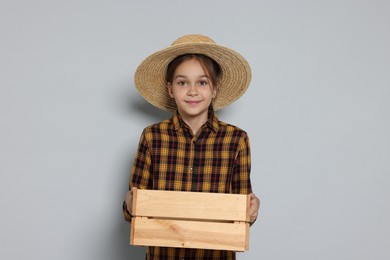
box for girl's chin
[178,108,208,117]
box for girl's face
[168,58,217,121]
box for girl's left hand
[249,193,260,224]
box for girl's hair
[165,54,222,90]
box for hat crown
[171,34,216,46]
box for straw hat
[134,34,252,111]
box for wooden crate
[130,188,250,251]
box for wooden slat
[131,217,249,251]
[132,189,250,222]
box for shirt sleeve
[232,132,252,195]
[122,129,154,222]
[130,129,154,190]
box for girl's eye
[177,81,186,86]
[199,80,208,86]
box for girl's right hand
[125,187,137,214]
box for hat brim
[134,42,251,111]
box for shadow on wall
[129,89,171,123]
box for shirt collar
[172,107,220,133]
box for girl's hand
[249,193,260,224]
[125,187,137,214]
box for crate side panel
[131,218,248,251]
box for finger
[130,186,137,193]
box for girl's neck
[181,113,208,136]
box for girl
[123,34,260,260]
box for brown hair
[165,54,222,90]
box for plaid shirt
[123,109,252,260]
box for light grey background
[1,0,389,259]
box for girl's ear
[167,83,174,98]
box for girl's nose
[187,85,198,96]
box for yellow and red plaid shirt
[123,109,252,260]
